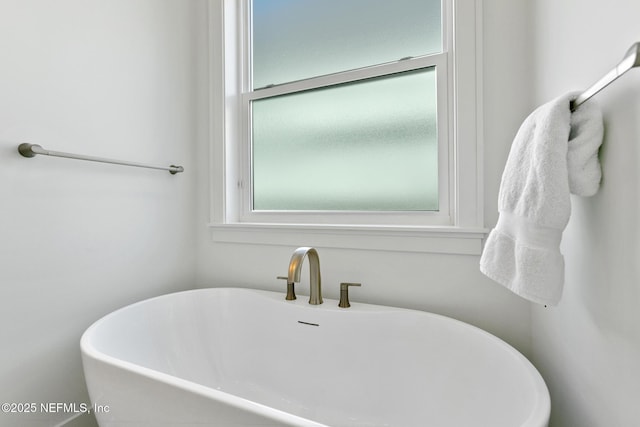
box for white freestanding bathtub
[81,287,550,427]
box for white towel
[480,92,603,306]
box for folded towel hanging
[480,92,603,306]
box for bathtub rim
[80,289,327,426]
[80,286,551,427]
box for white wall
[196,1,535,357]
[529,1,640,425]
[0,1,205,425]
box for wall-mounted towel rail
[571,42,640,112]
[18,143,184,175]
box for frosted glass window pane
[252,68,438,211]
[252,0,442,88]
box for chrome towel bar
[571,42,640,112]
[18,143,184,175]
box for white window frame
[208,0,486,255]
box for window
[247,0,447,225]
[251,68,440,213]
[209,0,485,254]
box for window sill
[208,223,488,255]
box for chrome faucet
[287,247,323,305]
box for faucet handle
[338,282,361,308]
[277,276,296,301]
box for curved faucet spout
[287,247,323,305]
